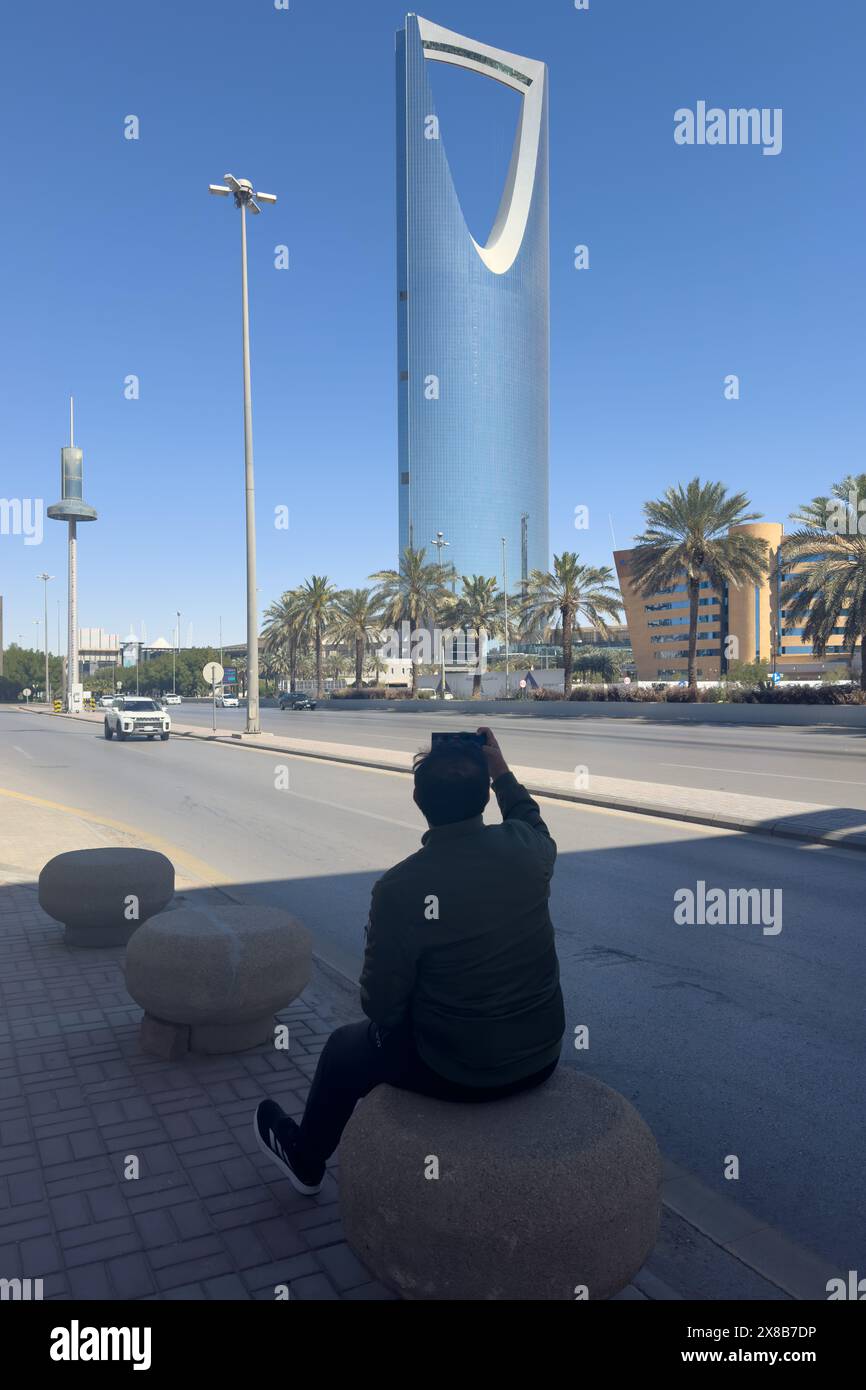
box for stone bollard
[339,1068,662,1301]
[38,848,175,948]
[125,904,312,1058]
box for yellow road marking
[0,784,235,890]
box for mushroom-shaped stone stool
[125,905,312,1056]
[339,1068,662,1301]
[38,848,175,948]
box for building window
[422,40,533,87]
[401,473,410,486]
[399,291,408,301]
[400,371,409,381]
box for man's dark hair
[413,742,491,827]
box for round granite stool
[125,904,312,1055]
[339,1067,662,1301]
[38,848,175,948]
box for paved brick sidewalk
[0,875,394,1301]
[0,869,798,1302]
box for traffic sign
[22,688,32,699]
[770,672,783,685]
[202,662,224,686]
[519,680,527,690]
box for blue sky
[0,0,863,651]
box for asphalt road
[2,707,864,1276]
[175,702,866,810]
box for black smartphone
[431,732,487,749]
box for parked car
[98,695,118,709]
[104,697,171,742]
[163,694,183,705]
[279,692,317,711]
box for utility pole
[209,174,277,735]
[37,573,54,703]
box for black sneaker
[253,1100,324,1196]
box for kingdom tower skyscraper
[396,14,550,589]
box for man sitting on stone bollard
[255,728,565,1194]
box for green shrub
[732,683,865,705]
[331,687,413,701]
[0,675,23,702]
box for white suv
[104,697,171,742]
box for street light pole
[210,174,278,735]
[502,537,511,700]
[173,610,180,696]
[37,573,54,704]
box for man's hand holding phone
[478,727,509,783]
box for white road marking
[12,746,33,759]
[284,787,421,831]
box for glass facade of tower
[396,16,550,589]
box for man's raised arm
[478,727,557,871]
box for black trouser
[297,1019,558,1167]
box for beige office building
[615,522,857,682]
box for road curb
[660,1159,838,1301]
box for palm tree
[790,473,866,532]
[573,651,621,685]
[293,576,340,698]
[522,554,623,698]
[629,479,768,697]
[451,576,503,696]
[778,475,866,686]
[262,589,307,694]
[325,650,353,690]
[330,589,383,690]
[370,547,456,695]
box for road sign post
[203,661,224,734]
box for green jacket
[359,772,565,1087]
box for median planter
[339,1067,661,1301]
[125,904,312,1056]
[38,848,175,948]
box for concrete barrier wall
[320,699,866,728]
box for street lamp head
[210,175,276,212]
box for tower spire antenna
[47,397,97,711]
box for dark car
[279,692,317,711]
